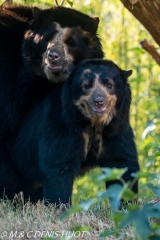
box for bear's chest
[83,124,103,159]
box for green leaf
[60,205,82,220]
[66,0,73,7]
[80,198,97,211]
[133,217,151,240]
[149,236,160,240]
[71,226,90,232]
[120,205,156,239]
[97,168,127,182]
[135,172,158,179]
[122,188,136,201]
[61,199,96,220]
[99,184,123,211]
[143,204,160,218]
[147,184,160,197]
[113,211,126,228]
[128,47,145,55]
[153,151,160,158]
[99,230,114,238]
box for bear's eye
[65,37,76,47]
[106,82,112,89]
[103,79,113,89]
[84,83,92,90]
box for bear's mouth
[91,106,107,114]
[87,102,107,115]
[44,59,63,73]
[47,64,63,73]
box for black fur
[3,60,139,204]
[0,5,103,140]
[2,5,100,34]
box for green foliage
[62,168,160,240]
[66,0,73,7]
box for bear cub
[4,59,139,205]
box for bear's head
[62,59,132,128]
[22,7,104,83]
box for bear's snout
[47,49,61,63]
[93,95,105,108]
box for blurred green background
[1,0,160,204]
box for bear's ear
[122,70,132,79]
[32,7,41,21]
[93,16,100,25]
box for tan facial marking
[42,23,77,82]
[47,42,54,49]
[90,93,117,126]
[75,74,117,126]
[51,23,74,62]
[77,74,118,159]
[26,22,98,83]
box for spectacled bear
[4,59,139,205]
[0,5,103,202]
[0,5,103,140]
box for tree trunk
[120,0,160,46]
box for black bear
[5,59,139,205]
[0,5,103,140]
[0,5,103,203]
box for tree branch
[140,39,160,65]
[120,0,160,46]
[54,0,59,6]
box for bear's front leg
[101,125,139,194]
[43,168,74,206]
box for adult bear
[0,5,103,202]
[6,59,139,204]
[0,5,103,140]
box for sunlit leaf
[128,47,145,55]
[135,172,158,179]
[66,0,73,7]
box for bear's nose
[93,96,104,107]
[47,49,61,62]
